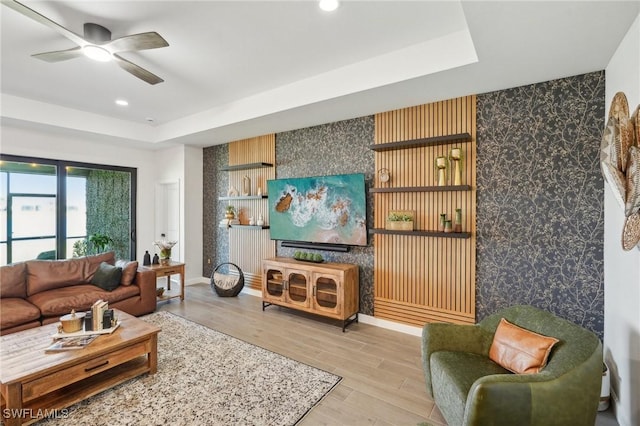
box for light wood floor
[158,283,443,426]
[158,283,617,426]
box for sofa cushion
[84,251,116,281]
[489,318,559,374]
[0,298,41,330]
[116,260,138,286]
[0,262,27,298]
[27,283,140,317]
[26,258,87,296]
[91,262,122,292]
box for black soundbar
[280,241,350,252]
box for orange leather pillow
[116,260,138,286]
[489,318,559,374]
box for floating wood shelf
[369,132,472,152]
[230,225,270,229]
[370,185,471,193]
[369,228,471,239]
[218,195,268,200]
[220,162,273,171]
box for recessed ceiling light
[83,45,112,62]
[319,0,339,12]
[146,117,155,123]
[115,99,129,107]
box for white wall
[604,13,640,426]
[183,145,203,283]
[0,123,204,284]
[153,144,204,282]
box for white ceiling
[1,1,638,149]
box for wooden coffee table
[0,310,160,425]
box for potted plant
[88,233,113,254]
[386,211,414,231]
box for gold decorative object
[59,309,85,333]
[449,147,463,185]
[435,156,448,186]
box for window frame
[0,154,137,262]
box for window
[0,155,137,265]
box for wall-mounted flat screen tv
[267,173,367,247]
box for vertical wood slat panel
[227,135,276,290]
[373,96,476,325]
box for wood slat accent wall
[228,135,276,290]
[373,96,476,325]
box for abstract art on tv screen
[267,173,367,247]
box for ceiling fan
[3,0,169,85]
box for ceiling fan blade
[107,32,169,53]
[2,0,87,46]
[32,46,83,62]
[113,54,164,85]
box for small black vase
[152,253,160,265]
[143,251,151,266]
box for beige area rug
[39,311,341,425]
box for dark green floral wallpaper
[476,71,605,338]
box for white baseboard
[358,313,423,336]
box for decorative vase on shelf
[454,208,463,232]
[444,220,453,233]
[439,213,447,232]
[256,214,264,226]
[435,156,448,186]
[449,147,463,186]
[143,250,151,266]
[152,253,159,265]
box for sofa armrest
[422,323,492,395]
[132,269,157,315]
[463,341,602,426]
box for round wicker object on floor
[210,262,244,297]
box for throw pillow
[91,262,123,292]
[116,260,138,286]
[489,318,559,374]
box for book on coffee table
[45,335,99,353]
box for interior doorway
[155,181,180,261]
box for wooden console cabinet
[262,257,359,331]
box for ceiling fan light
[319,0,339,12]
[83,45,112,62]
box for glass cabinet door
[286,271,309,307]
[313,275,339,313]
[265,268,285,301]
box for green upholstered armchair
[422,305,602,426]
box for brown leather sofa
[0,252,156,335]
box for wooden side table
[142,261,185,301]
